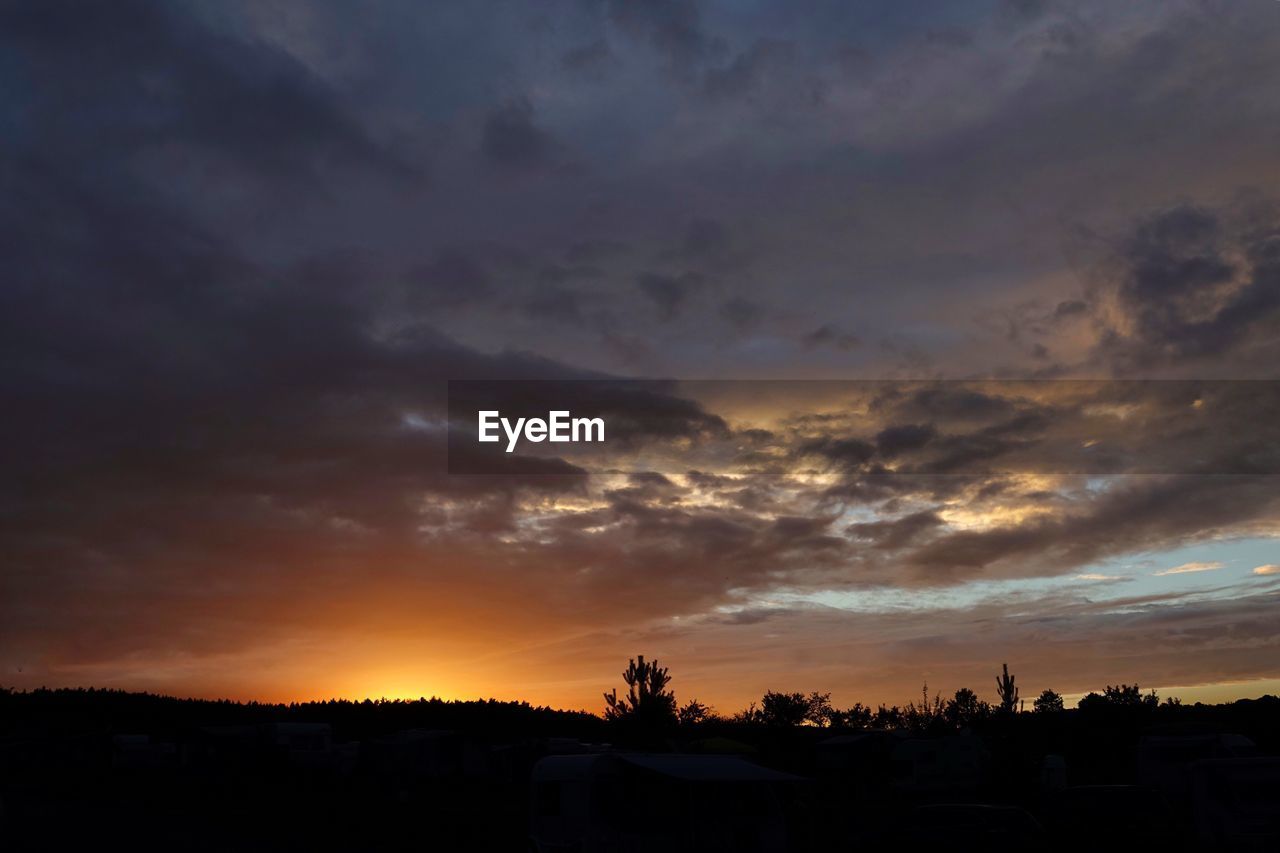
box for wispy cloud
[1253,564,1280,576]
[1074,573,1126,582]
[1155,561,1226,576]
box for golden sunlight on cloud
[938,501,1055,531]
[1154,561,1226,576]
[1253,564,1280,575]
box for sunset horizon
[3,1,1279,848]
[19,674,1279,717]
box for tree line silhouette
[0,684,604,742]
[2,665,1273,851]
[0,663,1189,738]
[601,655,1186,737]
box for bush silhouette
[676,698,711,725]
[945,687,992,727]
[1078,684,1159,711]
[1033,689,1064,712]
[832,702,874,729]
[903,682,948,731]
[739,691,836,726]
[603,655,677,729]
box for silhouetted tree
[1077,684,1158,711]
[1033,689,1064,713]
[760,692,807,726]
[904,682,947,731]
[757,690,832,726]
[676,698,711,725]
[603,655,677,726]
[873,704,904,728]
[805,691,837,726]
[945,687,992,727]
[995,663,1019,713]
[831,702,874,729]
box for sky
[2,0,1280,714]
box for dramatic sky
[3,0,1280,712]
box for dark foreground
[1,688,1278,851]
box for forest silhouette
[2,660,1277,851]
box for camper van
[529,753,801,852]
[1190,757,1280,848]
[890,735,989,793]
[1137,733,1257,803]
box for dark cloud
[637,271,701,320]
[523,286,587,324]
[790,381,1278,480]
[405,249,493,310]
[562,39,615,73]
[873,385,1018,422]
[565,239,629,265]
[924,27,975,49]
[903,474,1280,583]
[684,469,736,489]
[803,324,861,352]
[1,0,414,190]
[874,423,938,457]
[702,37,797,100]
[1054,299,1087,319]
[629,471,675,487]
[607,0,723,76]
[480,97,554,170]
[719,296,761,329]
[679,218,730,259]
[537,261,603,286]
[990,199,1280,376]
[797,436,876,469]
